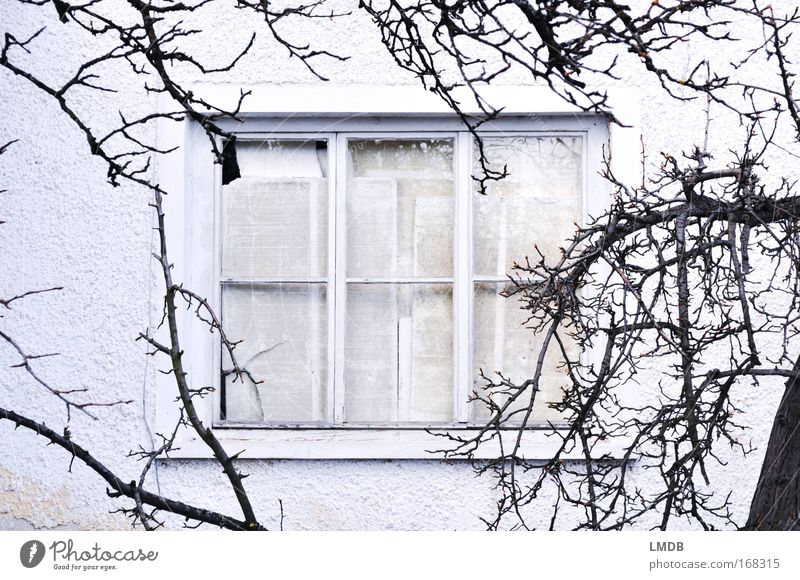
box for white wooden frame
[154,85,640,459]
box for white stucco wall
[0,1,794,530]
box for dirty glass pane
[471,282,569,424]
[345,283,453,423]
[221,283,327,423]
[474,136,582,276]
[222,140,328,278]
[346,139,454,278]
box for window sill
[165,427,630,460]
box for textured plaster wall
[0,0,791,530]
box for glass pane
[472,282,570,424]
[221,283,327,423]
[474,136,582,276]
[222,140,328,278]
[345,284,453,423]
[347,139,454,278]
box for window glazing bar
[344,278,454,284]
[221,278,328,284]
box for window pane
[345,284,453,423]
[474,136,582,276]
[472,282,570,424]
[221,283,327,423]
[222,140,328,278]
[347,139,454,278]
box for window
[219,131,586,428]
[155,86,620,458]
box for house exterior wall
[0,1,791,530]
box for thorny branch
[0,406,262,530]
[0,0,347,530]
[440,137,800,529]
[3,0,800,531]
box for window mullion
[454,132,473,423]
[326,134,337,424]
[333,133,347,424]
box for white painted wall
[0,0,792,530]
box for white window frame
[154,85,641,459]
